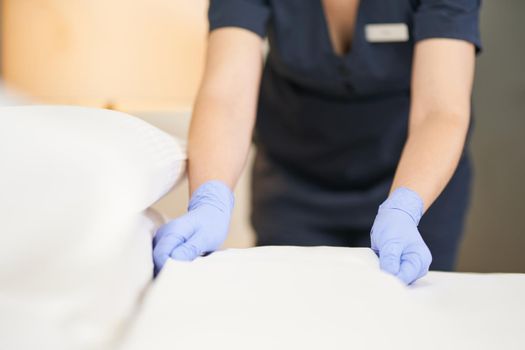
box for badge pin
[365,23,409,43]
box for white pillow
[0,106,186,350]
[122,246,525,350]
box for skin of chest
[322,0,361,56]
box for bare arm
[390,39,476,211]
[188,28,265,194]
[152,28,265,269]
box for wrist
[379,187,424,225]
[188,180,235,214]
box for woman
[153,0,481,285]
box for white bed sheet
[121,246,525,350]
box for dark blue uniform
[209,0,482,270]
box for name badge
[365,23,409,43]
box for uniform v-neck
[319,0,363,60]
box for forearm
[188,93,256,194]
[186,28,264,195]
[391,38,475,211]
[390,111,470,211]
[155,27,264,269]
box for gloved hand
[153,180,234,273]
[370,187,432,285]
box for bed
[122,246,525,350]
[0,106,523,350]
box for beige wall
[457,0,525,273]
[1,0,207,109]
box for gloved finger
[379,242,403,276]
[153,220,182,247]
[152,218,195,270]
[170,228,221,261]
[396,252,422,285]
[369,225,381,254]
[419,248,433,278]
[169,241,202,261]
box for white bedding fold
[0,106,186,350]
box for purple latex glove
[153,180,234,273]
[371,187,432,285]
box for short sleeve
[413,0,482,53]
[208,0,271,38]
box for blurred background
[0,0,523,272]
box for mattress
[121,246,525,350]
